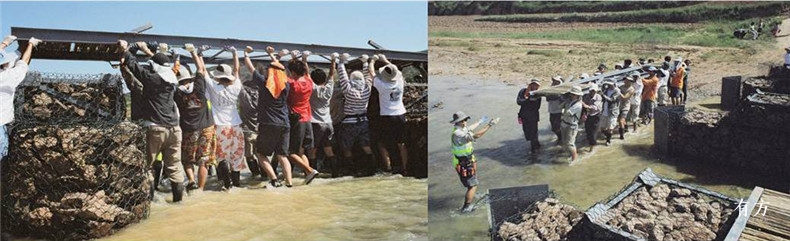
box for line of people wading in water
[516,57,691,164]
[119,41,410,202]
[1,34,411,203]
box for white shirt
[659,70,670,87]
[373,77,407,116]
[0,61,28,125]
[205,75,242,126]
[631,78,644,105]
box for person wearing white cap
[204,46,247,190]
[582,84,602,152]
[517,79,543,153]
[617,76,636,140]
[118,39,185,202]
[669,58,686,106]
[628,72,644,132]
[450,111,498,212]
[546,76,565,144]
[599,78,622,146]
[173,45,217,192]
[1,35,41,162]
[369,54,409,175]
[561,86,584,164]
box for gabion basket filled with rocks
[1,121,150,240]
[583,168,739,241]
[14,71,127,125]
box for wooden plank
[725,187,763,241]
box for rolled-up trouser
[585,115,600,146]
[147,125,185,184]
[657,86,668,105]
[243,130,257,158]
[560,123,579,150]
[640,100,656,119]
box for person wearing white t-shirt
[628,73,644,132]
[369,54,409,175]
[0,35,41,161]
[203,46,246,190]
[657,67,670,106]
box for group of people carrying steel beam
[515,57,691,164]
[116,39,409,202]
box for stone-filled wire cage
[1,72,150,240]
[13,72,127,125]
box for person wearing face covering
[118,40,185,202]
[336,53,376,176]
[0,35,41,162]
[174,44,216,192]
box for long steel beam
[11,27,427,62]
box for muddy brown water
[428,76,763,241]
[94,175,427,241]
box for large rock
[498,198,584,241]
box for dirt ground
[429,16,790,103]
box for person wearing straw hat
[200,46,247,190]
[370,54,409,175]
[599,78,622,146]
[561,86,584,164]
[450,111,499,213]
[517,78,543,153]
[118,39,186,202]
[639,67,660,125]
[1,35,41,162]
[582,84,602,152]
[546,76,565,144]
[173,45,217,192]
[284,50,321,185]
[617,76,636,140]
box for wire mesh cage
[1,121,150,240]
[14,71,127,125]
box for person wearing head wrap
[599,78,622,146]
[669,58,686,106]
[639,67,661,124]
[335,53,375,176]
[118,40,185,202]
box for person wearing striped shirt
[335,53,375,175]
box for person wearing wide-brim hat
[561,86,584,164]
[173,48,217,193]
[118,39,187,202]
[517,78,543,153]
[1,35,41,163]
[547,76,565,144]
[450,111,499,213]
[599,78,622,146]
[582,84,603,152]
[369,54,410,175]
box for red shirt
[288,75,314,122]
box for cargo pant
[147,125,185,184]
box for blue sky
[0,1,427,74]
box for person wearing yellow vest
[450,111,498,213]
